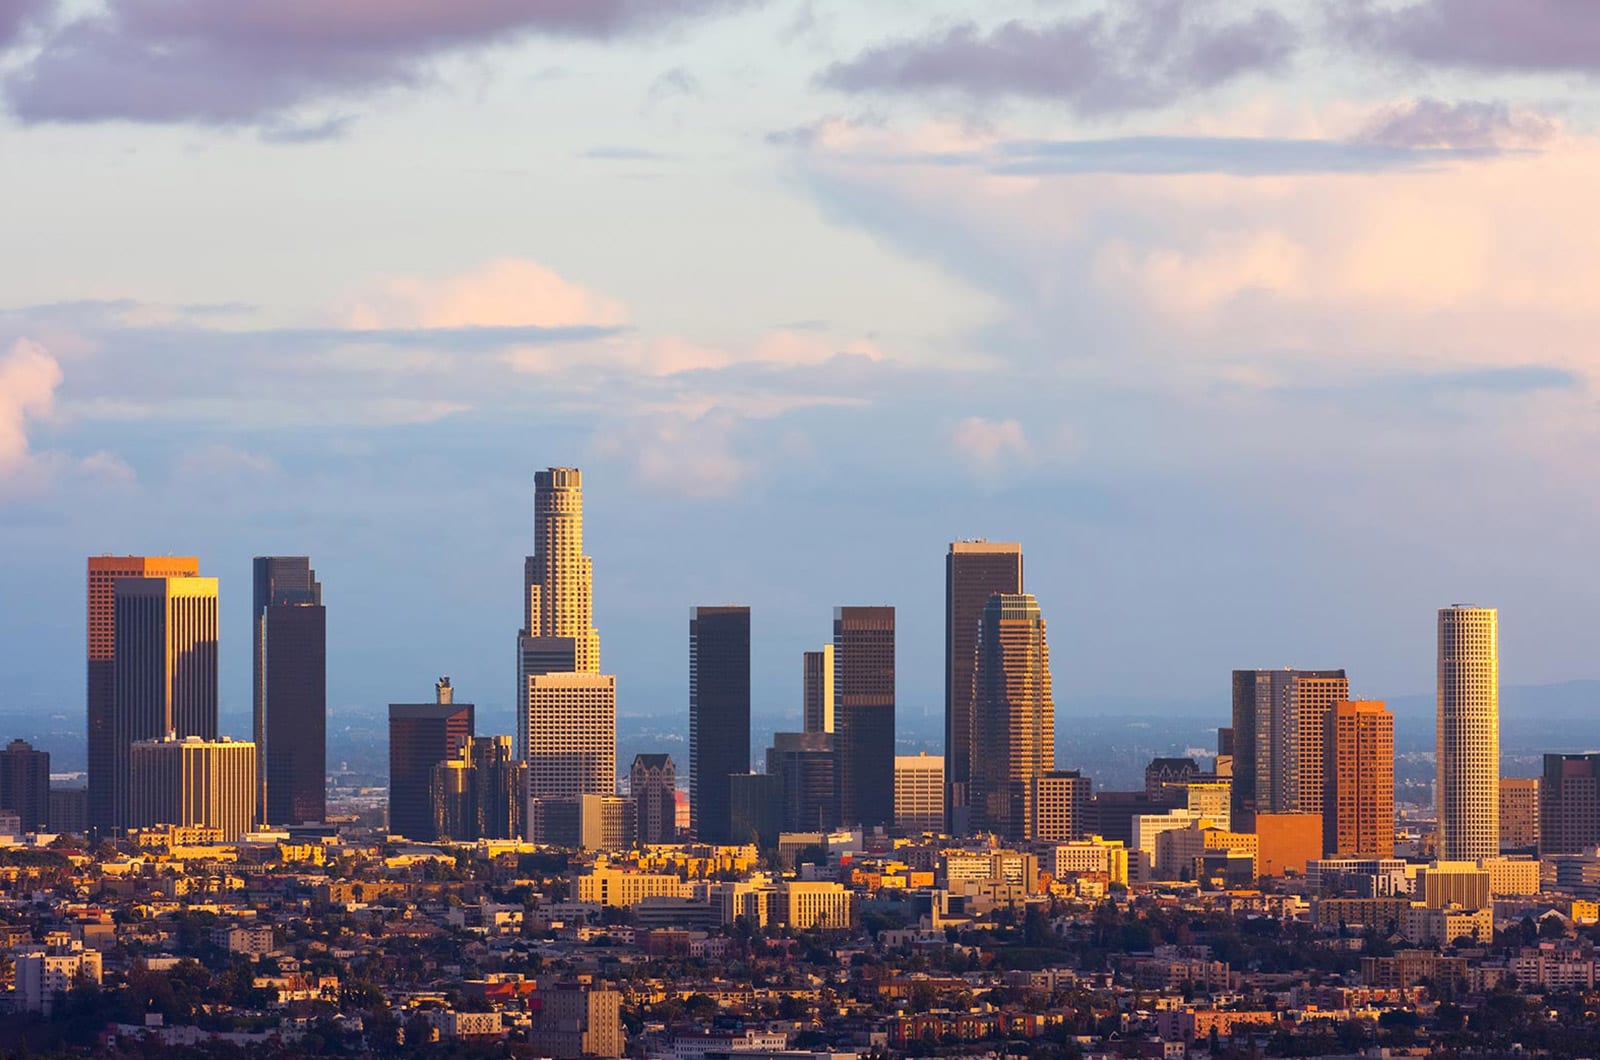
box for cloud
[0,0,46,47]
[819,1,1295,113]
[175,444,278,481]
[1356,99,1558,150]
[344,259,630,330]
[3,0,763,127]
[1338,0,1600,74]
[951,416,1030,470]
[0,339,61,478]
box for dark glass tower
[253,557,326,826]
[388,678,474,841]
[689,606,750,844]
[1540,753,1600,855]
[0,739,49,832]
[834,605,895,832]
[945,542,1023,835]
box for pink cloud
[345,259,629,330]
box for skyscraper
[1437,606,1499,861]
[802,646,834,734]
[524,673,615,800]
[834,606,895,831]
[388,678,474,841]
[1539,754,1599,855]
[0,739,49,832]
[689,606,750,844]
[111,575,219,832]
[252,557,325,826]
[1500,777,1541,852]
[894,752,945,835]
[522,467,599,673]
[1032,769,1092,842]
[86,555,199,832]
[630,754,677,844]
[431,735,526,842]
[767,732,836,833]
[1324,700,1394,858]
[1230,668,1348,820]
[128,735,257,841]
[971,593,1055,840]
[945,541,1023,835]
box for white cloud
[951,416,1031,470]
[0,338,61,478]
[343,258,629,330]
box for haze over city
[5,1,1600,734]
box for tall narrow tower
[834,606,895,831]
[1324,700,1395,857]
[1230,668,1348,820]
[253,557,325,826]
[1438,606,1499,860]
[689,606,751,844]
[86,555,200,832]
[971,593,1054,840]
[111,575,219,831]
[945,541,1023,836]
[523,468,600,673]
[802,646,834,734]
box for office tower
[579,794,636,852]
[833,606,895,831]
[630,754,677,844]
[728,773,783,848]
[111,574,219,831]
[971,593,1054,840]
[802,646,834,734]
[945,541,1023,835]
[1324,700,1395,858]
[252,556,326,827]
[767,732,836,833]
[1437,606,1499,860]
[431,735,527,842]
[128,735,256,841]
[1230,668,1348,820]
[1146,757,1199,807]
[689,606,751,844]
[86,555,200,831]
[522,467,599,672]
[524,673,615,799]
[894,752,945,835]
[1186,780,1232,833]
[48,785,87,835]
[0,739,48,832]
[1032,769,1091,842]
[1500,776,1541,852]
[388,678,474,840]
[1539,754,1600,855]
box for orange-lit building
[1324,700,1395,857]
[1254,811,1323,876]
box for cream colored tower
[523,467,600,672]
[1437,606,1499,860]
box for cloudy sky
[3,0,1598,740]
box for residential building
[971,593,1054,840]
[689,605,750,843]
[252,556,326,827]
[894,752,944,835]
[833,606,895,831]
[388,678,474,840]
[529,983,623,1059]
[1324,700,1395,857]
[15,944,102,1014]
[111,572,219,831]
[1438,606,1499,860]
[945,540,1023,835]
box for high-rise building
[802,646,834,734]
[0,739,48,832]
[1230,668,1348,821]
[767,732,836,833]
[945,541,1023,835]
[894,752,945,835]
[833,606,895,831]
[431,735,526,842]
[1186,780,1232,833]
[1032,769,1091,842]
[524,673,615,799]
[689,606,750,844]
[111,574,219,832]
[388,678,474,841]
[630,754,677,844]
[522,467,599,673]
[128,735,256,841]
[86,555,200,831]
[1499,776,1541,852]
[1539,754,1599,855]
[729,773,783,849]
[971,593,1055,840]
[252,556,326,827]
[1324,700,1395,858]
[1437,606,1499,861]
[1146,757,1199,807]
